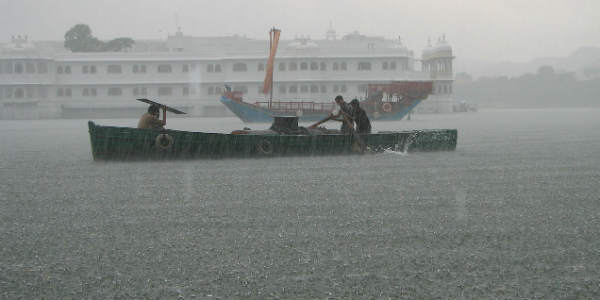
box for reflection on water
[1,108,600,298]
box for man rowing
[350,99,372,134]
[330,95,355,134]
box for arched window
[258,63,265,71]
[320,62,326,71]
[207,64,214,72]
[26,62,35,73]
[278,85,286,94]
[310,85,319,93]
[310,62,318,70]
[279,62,286,71]
[300,85,308,93]
[333,62,339,71]
[358,62,371,71]
[382,62,388,70]
[214,64,222,72]
[232,63,247,72]
[107,65,122,73]
[320,85,327,93]
[300,62,308,70]
[289,85,297,93]
[208,86,214,95]
[340,62,347,70]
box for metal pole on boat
[269,28,274,109]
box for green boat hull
[88,121,457,160]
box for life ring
[256,139,274,155]
[382,102,392,112]
[155,133,174,150]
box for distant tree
[102,37,135,52]
[64,24,134,52]
[537,65,555,76]
[64,24,102,52]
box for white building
[0,29,455,119]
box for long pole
[269,28,274,108]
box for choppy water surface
[1,108,599,299]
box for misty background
[2,0,599,108]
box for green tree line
[64,24,134,52]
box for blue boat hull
[220,96,422,123]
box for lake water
[1,108,599,299]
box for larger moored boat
[0,28,455,120]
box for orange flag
[262,29,281,94]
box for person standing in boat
[350,99,372,134]
[330,95,355,134]
[137,104,166,129]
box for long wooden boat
[88,118,457,160]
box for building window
[5,87,13,98]
[358,62,371,71]
[233,85,248,94]
[340,85,347,93]
[358,84,367,93]
[333,62,339,71]
[278,62,286,71]
[300,85,308,93]
[15,63,24,74]
[310,84,319,93]
[207,64,214,72]
[310,62,318,70]
[320,85,327,93]
[15,88,24,98]
[37,62,48,73]
[83,88,89,96]
[333,85,339,93]
[390,61,397,70]
[107,65,122,73]
[183,86,189,96]
[38,86,48,98]
[108,87,122,96]
[208,86,214,95]
[300,62,308,70]
[278,85,286,94]
[26,62,35,73]
[139,87,146,96]
[157,64,172,73]
[320,62,326,71]
[232,63,247,72]
[64,66,71,74]
[289,85,297,93]
[382,62,388,70]
[341,62,347,71]
[57,66,63,74]
[289,62,297,71]
[132,87,139,96]
[158,87,172,96]
[83,66,89,74]
[258,63,265,71]
[214,64,221,72]
[183,64,189,73]
[5,62,14,74]
[131,64,146,73]
[215,86,222,94]
[57,88,64,97]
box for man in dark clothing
[330,95,354,134]
[137,104,166,129]
[350,99,371,134]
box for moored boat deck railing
[254,101,336,113]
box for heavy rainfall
[1,0,600,298]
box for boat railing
[254,101,336,112]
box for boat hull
[88,121,457,160]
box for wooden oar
[136,98,187,114]
[308,115,333,129]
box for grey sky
[2,0,599,62]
